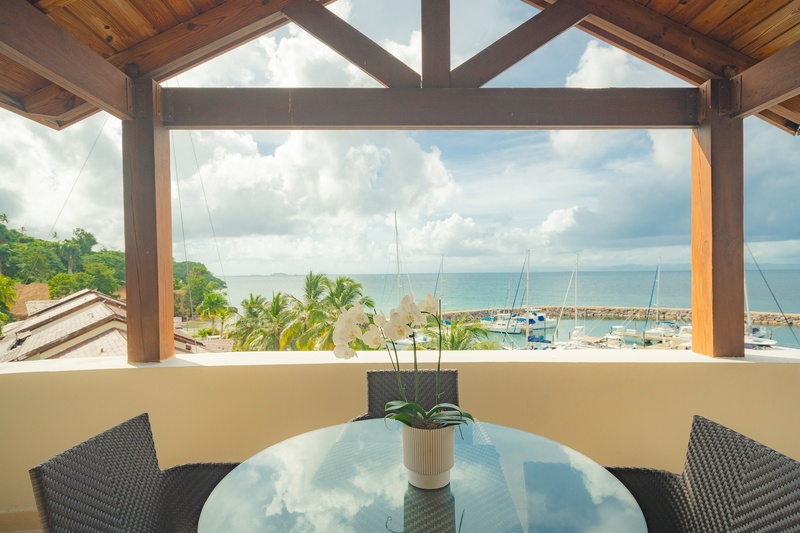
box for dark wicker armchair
[607,415,800,533]
[29,413,238,533]
[351,369,459,421]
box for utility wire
[172,131,194,319]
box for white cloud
[0,6,798,278]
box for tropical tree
[426,314,502,350]
[283,271,330,350]
[196,291,229,335]
[0,274,16,333]
[231,292,293,351]
[315,276,375,350]
[57,239,81,275]
[230,294,267,350]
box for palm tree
[316,276,375,350]
[230,294,266,350]
[231,292,293,351]
[427,314,502,350]
[283,271,330,350]
[196,291,228,335]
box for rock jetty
[443,307,796,326]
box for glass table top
[199,419,646,532]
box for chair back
[364,369,459,420]
[29,413,164,533]
[683,415,800,532]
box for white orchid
[417,293,438,314]
[330,293,472,428]
[397,295,426,327]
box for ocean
[220,270,800,349]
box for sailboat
[643,258,681,341]
[744,272,776,349]
[389,212,430,347]
[521,250,557,334]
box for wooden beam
[122,78,174,363]
[24,0,317,125]
[451,0,587,88]
[421,0,450,88]
[732,40,800,119]
[522,0,800,135]
[162,87,698,129]
[557,0,757,80]
[691,79,744,358]
[282,0,420,88]
[0,0,133,120]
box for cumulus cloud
[0,6,797,276]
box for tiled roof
[0,290,206,362]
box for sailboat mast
[394,211,401,304]
[656,257,661,324]
[575,254,579,327]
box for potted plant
[333,294,474,489]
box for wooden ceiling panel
[684,0,751,35]
[160,0,203,21]
[708,0,793,45]
[46,5,119,57]
[127,0,182,32]
[734,2,800,57]
[662,0,715,26]
[0,56,50,99]
[3,0,799,134]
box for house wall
[2,350,800,531]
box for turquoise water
[222,270,800,314]
[221,270,800,348]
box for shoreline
[441,306,797,326]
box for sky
[1,0,798,277]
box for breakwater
[443,307,798,326]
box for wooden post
[122,78,174,363]
[691,79,744,357]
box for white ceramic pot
[402,424,455,489]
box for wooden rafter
[162,87,698,129]
[451,0,588,88]
[282,0,421,88]
[421,0,450,88]
[732,40,800,119]
[20,0,322,126]
[522,0,800,134]
[0,0,133,120]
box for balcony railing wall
[2,350,799,531]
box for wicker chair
[607,415,800,533]
[351,369,459,421]
[29,413,238,533]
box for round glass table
[199,419,646,532]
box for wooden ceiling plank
[451,0,588,88]
[282,0,420,88]
[733,39,800,118]
[421,0,450,88]
[735,1,800,57]
[127,0,181,32]
[33,0,80,15]
[708,0,794,45]
[162,87,699,129]
[0,0,132,120]
[642,0,683,15]
[680,0,750,35]
[0,90,24,111]
[22,84,87,117]
[757,107,800,135]
[46,5,119,57]
[89,0,160,47]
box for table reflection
[199,420,645,532]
